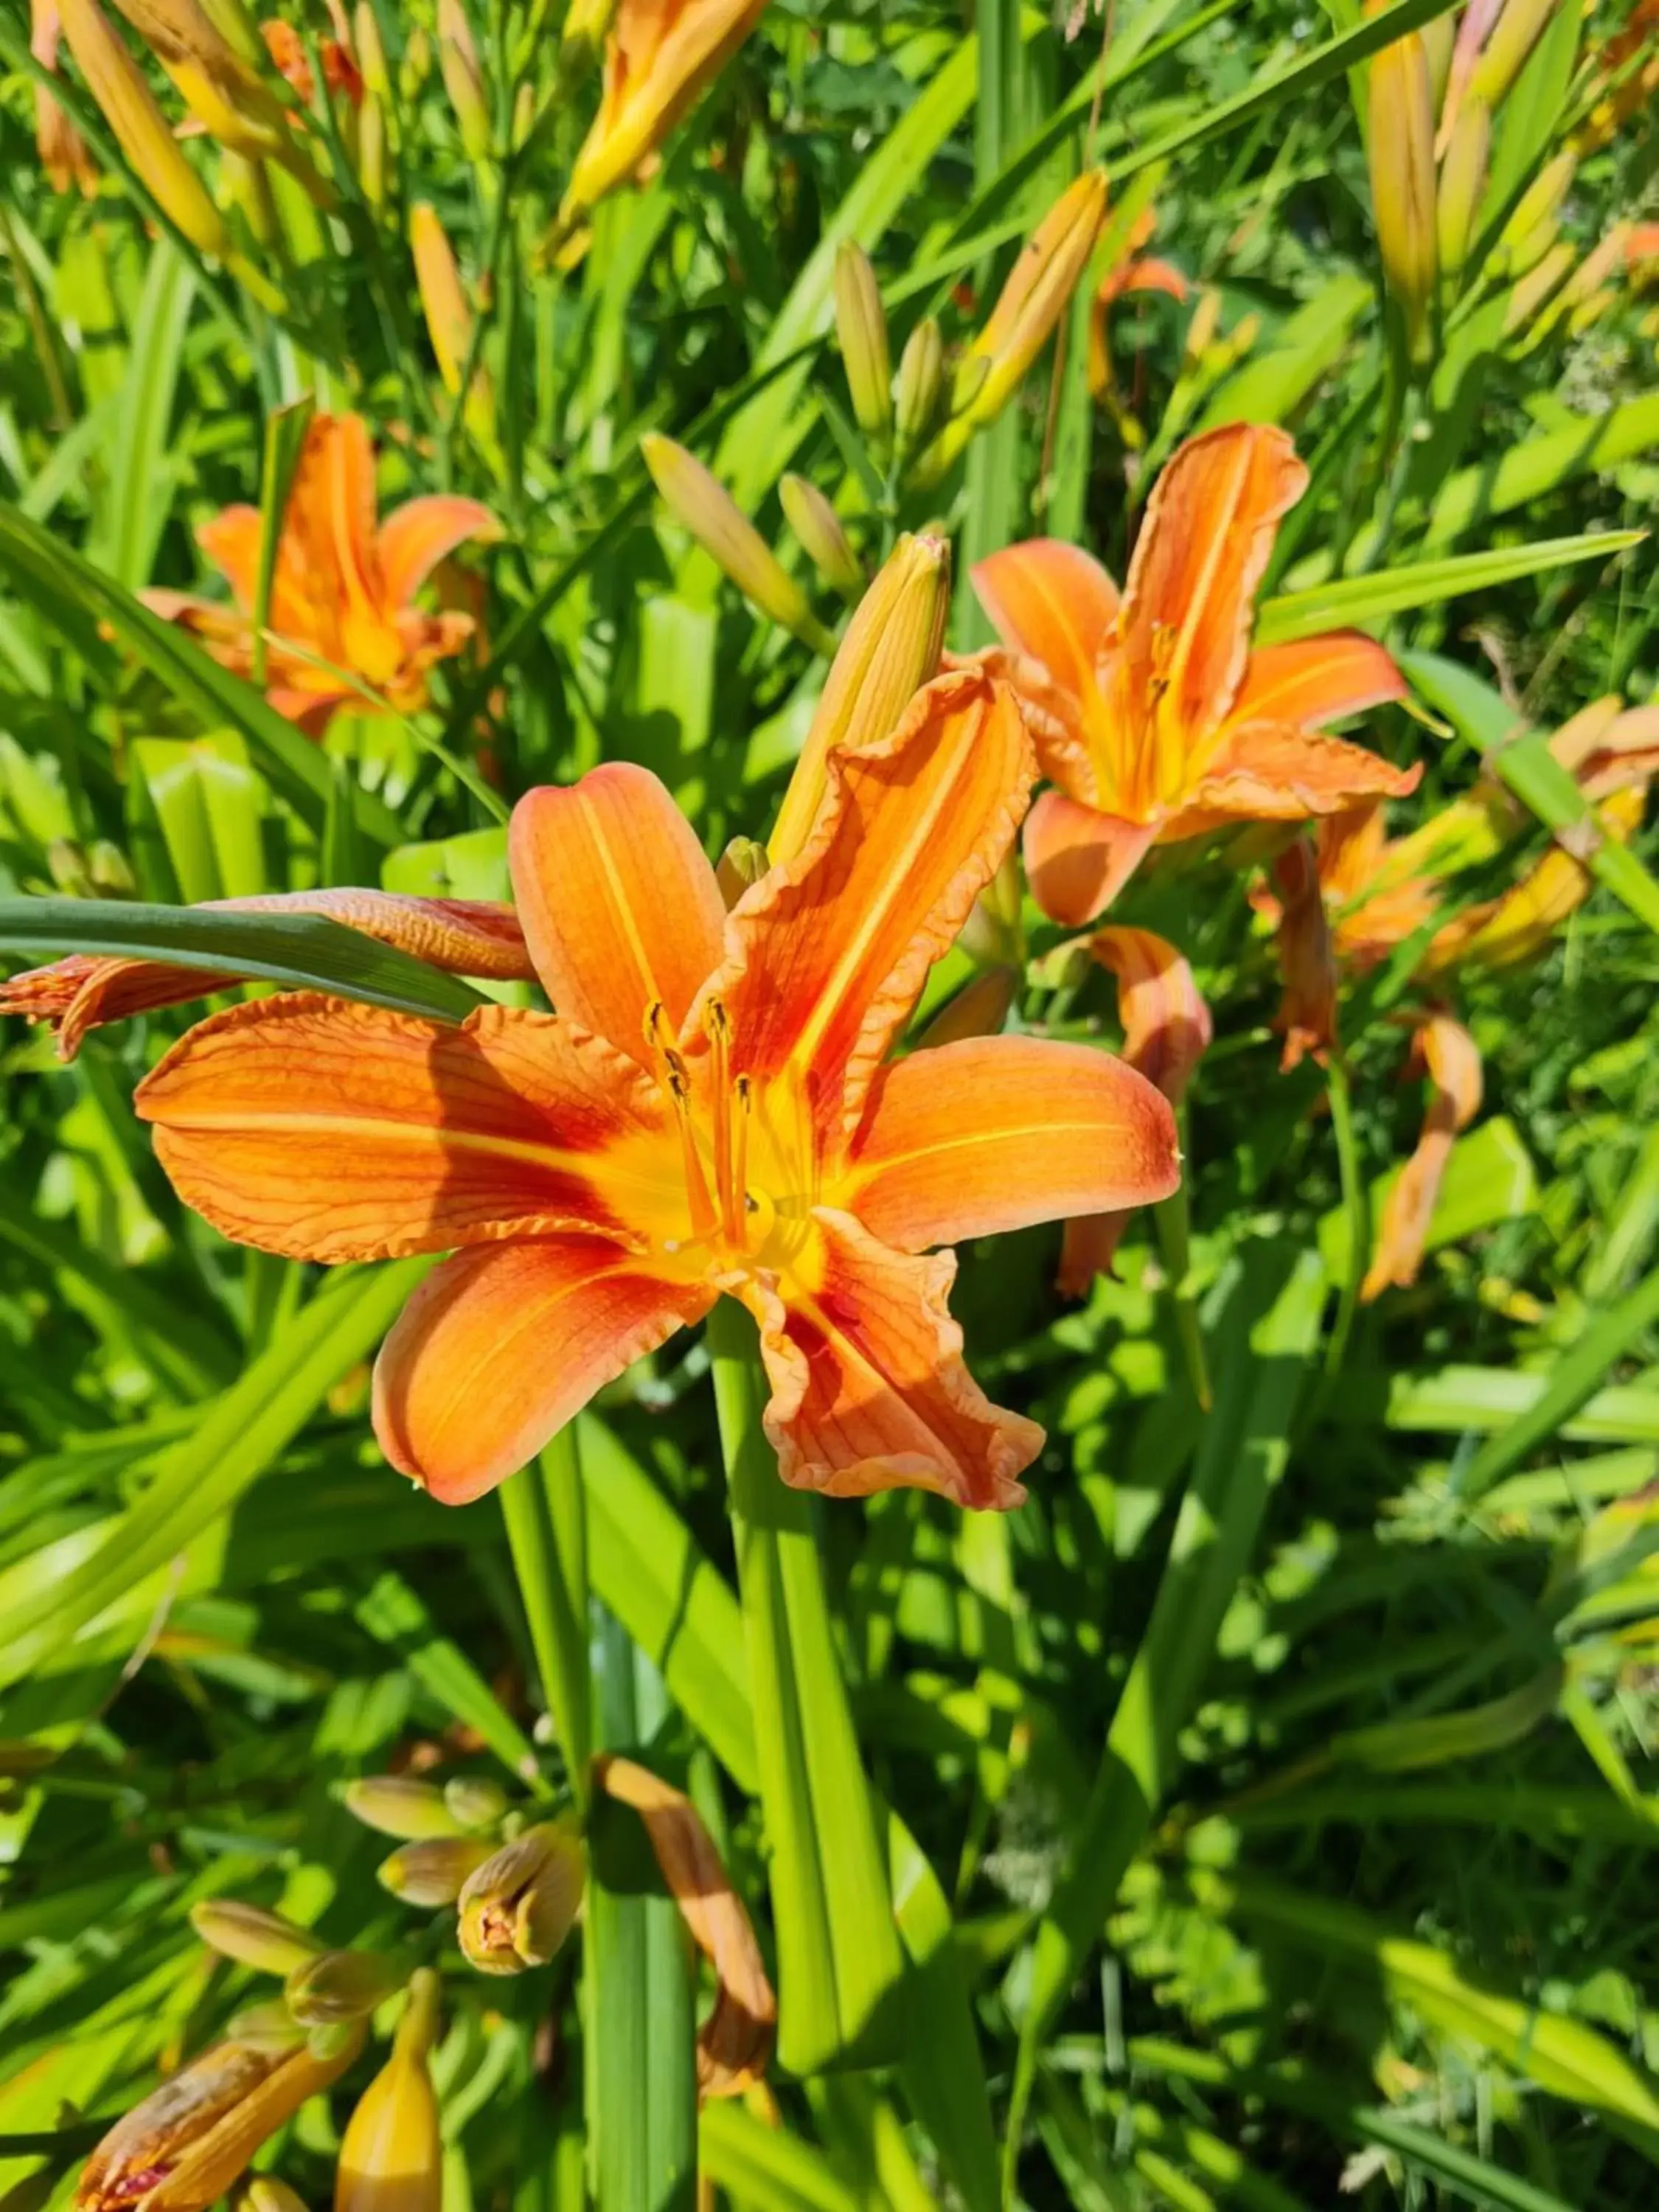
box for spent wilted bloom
[141,413,501,733]
[41,543,1178,1510]
[334,1971,443,2212]
[1051,928,1211,1296]
[77,2031,363,2212]
[0,888,535,1061]
[560,0,771,228]
[30,0,97,195]
[457,1820,588,1973]
[973,422,1416,925]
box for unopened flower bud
[357,94,386,209]
[1367,25,1438,354]
[352,1,387,98]
[456,1819,586,1976]
[1503,239,1573,334]
[285,1949,403,2027]
[224,2001,308,2054]
[1419,7,1454,105]
[779,475,864,601]
[58,0,234,262]
[959,169,1107,428]
[512,80,535,147]
[443,1775,508,1829]
[1180,287,1221,370]
[917,968,1018,1048]
[399,23,430,97]
[1470,0,1558,108]
[46,840,90,894]
[768,531,950,866]
[1436,97,1490,284]
[240,2179,310,2212]
[409,204,495,445]
[345,1776,469,1840]
[437,0,490,158]
[191,1901,324,1978]
[892,317,945,456]
[76,2031,363,2212]
[832,240,892,445]
[715,836,769,908]
[378,1837,493,1907]
[334,1971,442,2212]
[640,434,836,655]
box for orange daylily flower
[1055,926,1210,1296]
[0,888,535,1062]
[560,0,771,228]
[125,667,1178,1511]
[260,16,363,106]
[973,423,1419,926]
[1087,206,1189,402]
[142,413,500,735]
[1361,1012,1483,1302]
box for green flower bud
[378,1837,494,1907]
[778,476,865,602]
[285,1949,404,2027]
[832,240,892,445]
[191,1900,324,1978]
[442,1775,508,1830]
[456,1820,586,1976]
[344,1777,469,1840]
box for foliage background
[0,0,1657,2205]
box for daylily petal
[1115,421,1306,745]
[595,1753,776,2100]
[508,764,728,1064]
[1425,784,1646,973]
[841,1036,1178,1252]
[702,667,1034,1144]
[1550,698,1659,801]
[1057,1212,1125,1299]
[373,1237,712,1503]
[1175,723,1422,830]
[195,504,263,611]
[1021,787,1153,925]
[1360,1015,1482,1301]
[1265,837,1339,1071]
[0,888,536,1060]
[739,1208,1042,1511]
[135,997,673,1261]
[1225,633,1408,733]
[377,494,501,610]
[971,538,1121,712]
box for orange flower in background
[560,0,771,227]
[1087,206,1190,402]
[1362,1012,1483,1302]
[973,423,1418,927]
[125,667,1178,1512]
[142,412,500,734]
[1055,926,1211,1296]
[260,16,363,106]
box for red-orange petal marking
[843,1035,1178,1253]
[135,996,668,1262]
[373,1237,713,1503]
[509,765,728,1065]
[738,1209,1043,1512]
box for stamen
[703,998,742,1249]
[662,1047,719,1241]
[734,1075,751,1237]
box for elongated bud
[77,2031,364,2212]
[410,205,472,394]
[58,0,234,260]
[1180,286,1221,370]
[917,968,1018,1049]
[285,1949,404,2026]
[444,1775,508,1829]
[224,2001,309,2053]
[1499,151,1573,279]
[334,1971,442,2212]
[456,1819,586,1975]
[240,2180,310,2212]
[399,22,429,97]
[378,1837,493,1907]
[1419,7,1454,105]
[768,531,951,866]
[640,434,837,655]
[959,170,1107,425]
[346,1775,469,1840]
[716,836,768,908]
[1367,25,1438,354]
[110,0,330,204]
[832,240,892,445]
[437,0,489,157]
[1503,238,1573,334]
[192,1901,325,1978]
[1470,0,1558,108]
[559,0,615,83]
[352,1,386,97]
[512,79,534,147]
[1436,97,1489,284]
[357,94,386,208]
[892,316,944,456]
[779,475,864,601]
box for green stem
[501,1424,592,1806]
[1323,1055,1368,1382]
[1154,1120,1211,1411]
[706,1298,904,2075]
